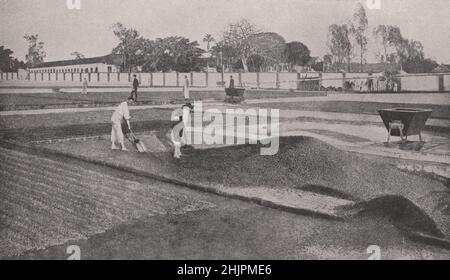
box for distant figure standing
[229,75,235,89]
[111,97,135,151]
[82,78,89,94]
[367,77,374,92]
[183,75,190,100]
[131,74,140,102]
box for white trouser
[111,121,124,146]
[170,126,185,158]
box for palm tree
[203,34,215,52]
[203,34,215,72]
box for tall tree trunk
[360,46,364,73]
[241,57,249,72]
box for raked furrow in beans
[0,159,170,216]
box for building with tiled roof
[28,54,124,73]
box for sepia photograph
[0,0,449,264]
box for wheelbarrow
[225,87,245,104]
[377,108,433,144]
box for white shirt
[111,101,130,123]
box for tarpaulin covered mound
[169,136,449,238]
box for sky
[1,0,449,63]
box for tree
[403,58,438,73]
[111,22,146,71]
[203,34,215,52]
[141,36,204,72]
[284,41,311,69]
[373,25,389,66]
[249,32,286,70]
[351,3,369,72]
[0,46,26,72]
[327,24,353,71]
[400,39,436,73]
[210,43,240,72]
[374,24,435,73]
[70,52,85,60]
[323,54,333,72]
[247,54,266,72]
[0,46,14,72]
[203,34,215,70]
[24,34,46,67]
[222,19,259,72]
[373,25,406,66]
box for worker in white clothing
[170,102,194,159]
[111,97,135,151]
[82,78,89,95]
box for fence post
[163,72,166,87]
[205,71,209,88]
[117,72,120,82]
[176,72,179,87]
[80,73,82,82]
[107,72,110,83]
[342,73,346,90]
[128,72,131,83]
[97,72,100,83]
[190,72,194,87]
[48,73,51,81]
[34,72,37,81]
[257,72,260,89]
[56,72,59,81]
[276,71,280,89]
[438,74,444,92]
[150,73,153,87]
[296,72,301,90]
[41,73,44,81]
[319,72,323,90]
[238,71,242,87]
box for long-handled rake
[126,130,148,153]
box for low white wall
[400,75,439,91]
[322,73,344,89]
[279,73,298,89]
[444,74,450,91]
[193,73,207,87]
[259,73,277,88]
[2,71,448,92]
[165,73,178,87]
[241,73,257,87]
